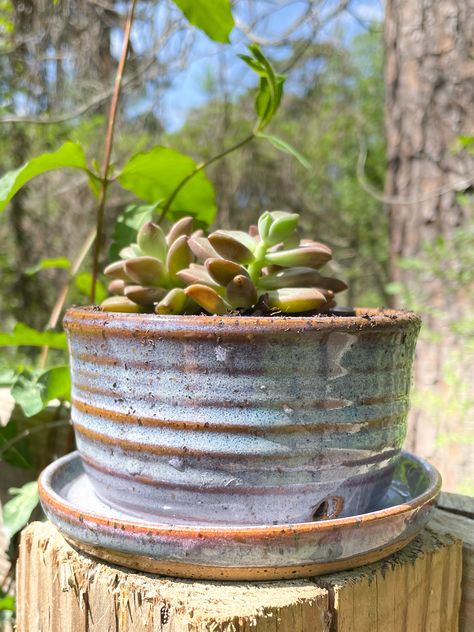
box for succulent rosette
[101,211,347,315]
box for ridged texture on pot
[39,451,441,580]
[64,307,421,525]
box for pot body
[64,308,421,526]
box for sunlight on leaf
[239,45,286,132]
[257,133,310,169]
[75,272,107,303]
[11,366,70,417]
[0,141,88,213]
[0,324,67,350]
[25,256,71,276]
[2,481,39,540]
[171,0,234,43]
[109,203,157,261]
[117,146,217,225]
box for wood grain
[16,521,462,632]
[430,501,474,631]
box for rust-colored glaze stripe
[72,398,404,434]
[80,452,334,495]
[61,533,418,581]
[64,306,421,338]
[72,392,351,413]
[81,451,399,494]
[73,421,397,460]
[72,387,407,411]
[39,470,439,539]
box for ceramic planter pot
[64,307,421,526]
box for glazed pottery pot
[63,307,421,526]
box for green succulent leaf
[184,284,229,315]
[267,212,300,246]
[257,133,311,169]
[0,324,67,350]
[155,288,188,315]
[209,232,255,264]
[75,272,107,303]
[166,235,191,281]
[0,141,88,213]
[205,258,249,286]
[166,216,193,245]
[257,211,273,241]
[176,264,220,288]
[267,288,328,313]
[101,296,143,313]
[124,285,167,306]
[11,366,70,418]
[171,0,234,43]
[265,246,332,268]
[25,257,71,276]
[2,481,39,540]
[226,275,257,308]
[137,222,167,261]
[117,146,217,226]
[125,256,168,287]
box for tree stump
[16,521,462,632]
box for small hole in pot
[312,496,344,521]
[312,501,329,520]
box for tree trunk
[384,0,474,491]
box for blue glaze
[64,308,421,525]
[38,451,441,580]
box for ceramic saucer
[39,451,441,580]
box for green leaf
[0,141,88,213]
[458,135,474,148]
[0,324,67,350]
[171,0,234,43]
[75,272,107,303]
[0,369,16,386]
[257,133,311,169]
[239,45,286,131]
[0,593,15,613]
[25,256,71,276]
[0,421,32,469]
[117,146,217,226]
[109,203,157,261]
[2,481,39,540]
[11,367,70,417]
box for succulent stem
[247,240,268,285]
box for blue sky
[113,1,384,131]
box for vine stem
[39,227,96,369]
[157,133,255,225]
[90,0,138,303]
[0,420,71,460]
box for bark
[384,0,474,489]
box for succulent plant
[101,211,347,315]
[101,216,200,314]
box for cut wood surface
[16,521,462,632]
[430,492,474,632]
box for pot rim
[64,306,421,337]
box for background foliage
[0,1,472,588]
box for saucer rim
[39,450,441,537]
